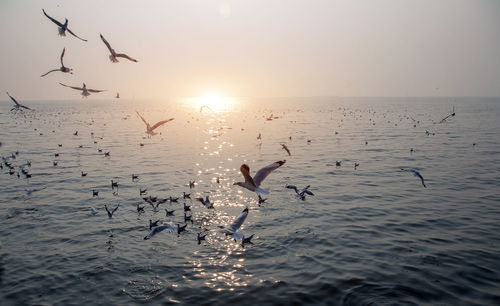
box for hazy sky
[1,0,499,100]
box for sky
[1,0,499,100]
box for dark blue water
[0,97,499,305]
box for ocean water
[0,96,499,305]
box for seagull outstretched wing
[253,160,286,187]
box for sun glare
[187,93,236,112]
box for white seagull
[234,160,286,195]
[219,207,249,240]
[144,222,175,240]
[6,92,32,111]
[136,111,174,136]
[41,48,73,77]
[100,33,138,63]
[59,83,106,98]
[42,9,87,42]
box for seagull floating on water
[136,111,174,136]
[234,160,286,195]
[165,209,175,216]
[258,195,267,205]
[183,192,191,199]
[241,234,254,246]
[177,223,187,235]
[42,9,87,42]
[144,222,175,240]
[197,233,207,245]
[100,33,138,63]
[149,219,161,230]
[59,83,105,98]
[6,92,32,111]
[220,207,249,240]
[41,48,73,77]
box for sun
[187,93,236,112]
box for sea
[0,96,499,305]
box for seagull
[132,174,139,181]
[197,233,207,245]
[184,213,193,223]
[59,83,106,98]
[183,192,191,199]
[41,48,73,77]
[165,209,175,216]
[169,196,179,203]
[25,187,46,196]
[286,184,314,200]
[6,92,32,111]
[401,168,427,188]
[196,196,214,209]
[241,234,254,246]
[140,188,147,195]
[136,111,174,136]
[144,222,175,240]
[219,207,249,240]
[149,219,161,230]
[89,207,98,216]
[145,200,162,212]
[258,195,267,205]
[354,162,360,169]
[281,144,291,156]
[189,180,195,189]
[81,171,87,177]
[234,160,286,195]
[104,204,119,219]
[100,33,138,63]
[137,204,145,213]
[177,223,187,235]
[42,9,87,41]
[111,180,118,189]
[184,203,191,212]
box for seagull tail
[255,187,269,195]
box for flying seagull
[42,9,87,42]
[219,207,249,240]
[281,144,291,156]
[234,160,286,195]
[144,222,175,240]
[401,168,427,188]
[136,111,174,136]
[6,92,32,111]
[41,48,73,77]
[59,83,105,98]
[196,196,214,209]
[286,184,314,200]
[104,204,119,219]
[100,33,138,63]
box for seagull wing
[413,171,426,187]
[100,34,114,54]
[239,164,256,186]
[227,208,248,233]
[136,111,150,127]
[87,88,106,93]
[60,48,66,66]
[66,27,87,42]
[42,9,63,27]
[41,69,59,77]
[59,83,83,91]
[6,92,31,109]
[286,185,299,194]
[150,118,175,131]
[253,160,286,187]
[115,53,138,63]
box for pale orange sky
[1,0,499,100]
